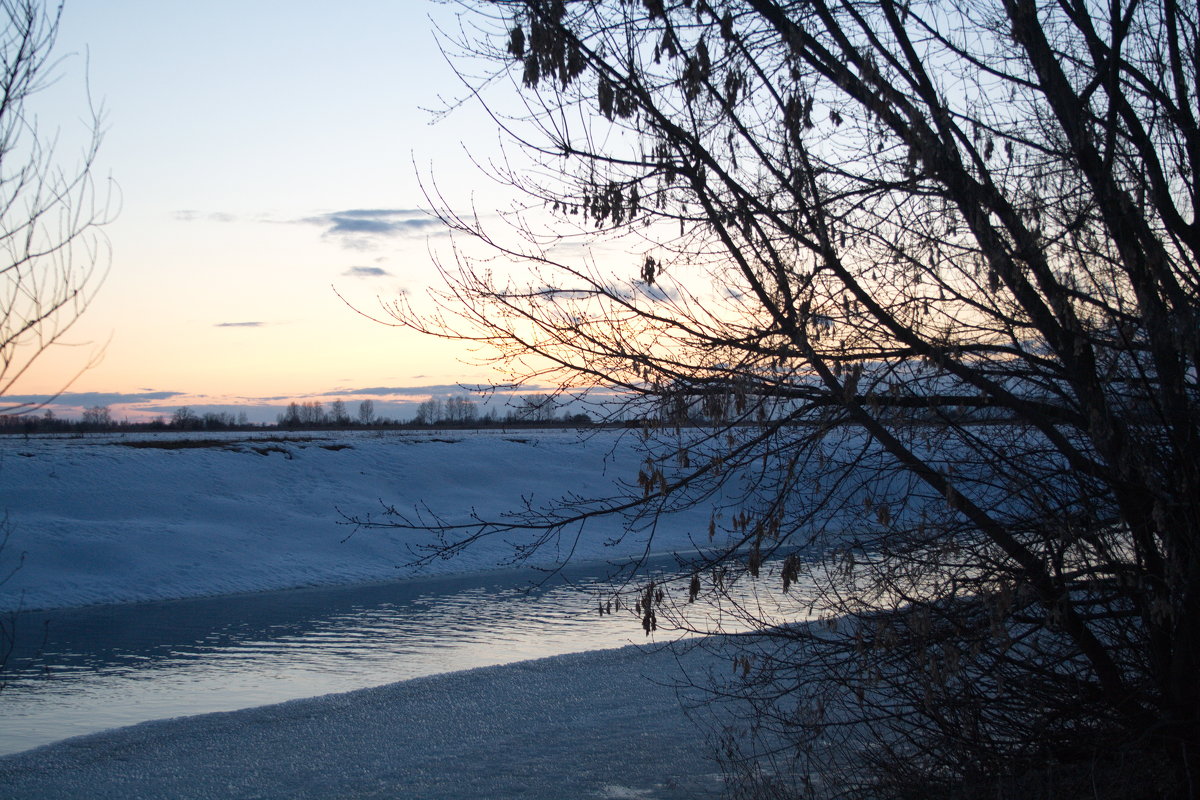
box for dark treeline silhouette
[280,394,593,429]
[0,406,261,435]
[0,395,596,435]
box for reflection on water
[0,556,813,756]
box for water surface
[0,555,810,757]
[0,563,658,755]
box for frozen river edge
[0,431,743,795]
[0,636,729,800]
[0,429,716,613]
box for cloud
[215,321,265,328]
[635,282,680,302]
[535,286,596,301]
[174,210,237,223]
[314,384,558,400]
[301,209,446,249]
[1,390,184,408]
[318,385,481,398]
[343,266,392,278]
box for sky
[7,0,530,422]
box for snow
[0,639,729,799]
[0,428,712,614]
[0,428,733,798]
[0,422,1060,795]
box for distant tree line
[0,405,259,434]
[0,394,595,434]
[276,399,379,428]
[168,406,252,430]
[409,393,592,428]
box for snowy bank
[0,429,712,613]
[0,637,730,800]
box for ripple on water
[0,555,816,756]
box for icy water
[0,557,801,756]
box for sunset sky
[7,0,532,422]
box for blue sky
[13,0,521,421]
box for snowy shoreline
[0,430,737,797]
[0,637,732,799]
[0,429,714,613]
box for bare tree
[330,398,351,426]
[0,0,106,681]
[276,400,330,428]
[79,403,109,430]
[445,394,478,424]
[298,400,326,427]
[413,396,444,426]
[357,398,376,426]
[171,406,199,429]
[510,393,557,423]
[359,0,1199,795]
[278,401,302,428]
[0,0,109,415]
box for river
[2,556,784,756]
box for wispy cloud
[318,385,484,398]
[174,210,237,223]
[1,390,184,407]
[301,209,446,250]
[174,208,445,252]
[343,266,392,278]
[215,321,265,328]
[636,282,680,302]
[312,384,567,400]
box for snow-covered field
[0,428,713,613]
[0,429,734,798]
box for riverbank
[0,636,731,799]
[0,429,713,612]
[0,558,705,756]
[0,428,742,796]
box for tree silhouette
[171,406,199,429]
[365,1,1200,794]
[330,399,350,426]
[0,0,109,415]
[357,399,375,426]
